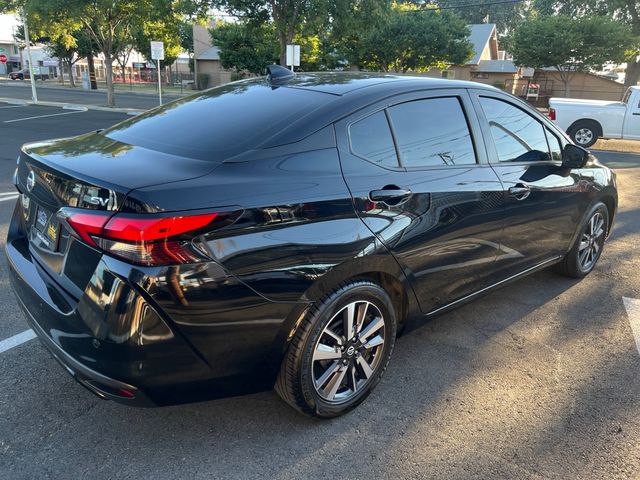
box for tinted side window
[387,97,476,168]
[349,111,399,167]
[546,128,562,161]
[479,97,550,163]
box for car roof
[277,72,491,96]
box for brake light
[59,209,221,266]
[549,108,556,121]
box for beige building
[193,24,231,89]
[423,23,521,92]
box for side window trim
[472,92,560,165]
[384,108,404,168]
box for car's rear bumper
[6,200,304,406]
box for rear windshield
[104,80,328,161]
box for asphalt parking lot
[1,102,639,479]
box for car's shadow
[4,249,638,479]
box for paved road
[0,81,184,110]
[0,104,639,479]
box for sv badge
[89,196,110,207]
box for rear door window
[387,97,477,168]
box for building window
[441,70,455,80]
[473,72,489,79]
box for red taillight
[103,214,217,242]
[63,211,112,248]
[549,108,556,121]
[59,209,220,266]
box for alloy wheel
[574,128,594,146]
[311,301,386,403]
[578,211,605,271]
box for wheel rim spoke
[359,316,384,342]
[356,356,374,379]
[323,327,344,346]
[349,364,358,393]
[313,343,342,362]
[315,360,341,389]
[578,248,589,266]
[364,334,384,349]
[578,238,589,251]
[344,303,356,341]
[322,365,348,400]
[354,302,369,336]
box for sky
[0,13,19,41]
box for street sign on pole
[150,41,164,106]
[22,10,37,103]
[286,44,300,72]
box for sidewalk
[0,78,191,96]
[0,81,186,111]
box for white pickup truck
[549,86,640,148]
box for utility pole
[22,10,37,103]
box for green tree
[431,0,526,34]
[212,0,329,65]
[509,14,633,96]
[533,0,640,89]
[360,5,473,73]
[1,0,208,106]
[211,22,279,74]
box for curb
[0,97,144,114]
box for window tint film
[546,128,563,161]
[479,97,550,163]
[104,80,327,161]
[349,111,399,167]
[387,97,476,168]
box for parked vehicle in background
[549,86,640,148]
[7,68,617,418]
[8,68,50,81]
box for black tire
[568,120,600,148]
[554,202,609,278]
[275,281,397,418]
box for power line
[411,0,526,11]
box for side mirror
[562,144,589,169]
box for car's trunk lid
[15,132,220,298]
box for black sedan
[9,68,49,80]
[7,68,617,418]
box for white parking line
[0,191,18,196]
[3,110,85,124]
[623,296,640,355]
[0,329,36,354]
[0,105,26,109]
[0,195,18,202]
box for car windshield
[103,79,328,161]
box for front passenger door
[471,92,586,277]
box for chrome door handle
[369,187,412,206]
[508,184,531,200]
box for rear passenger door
[336,89,507,314]
[470,91,585,276]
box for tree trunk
[563,80,570,97]
[624,57,640,90]
[104,53,115,107]
[68,61,75,87]
[87,55,97,90]
[278,31,287,66]
[59,63,65,85]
